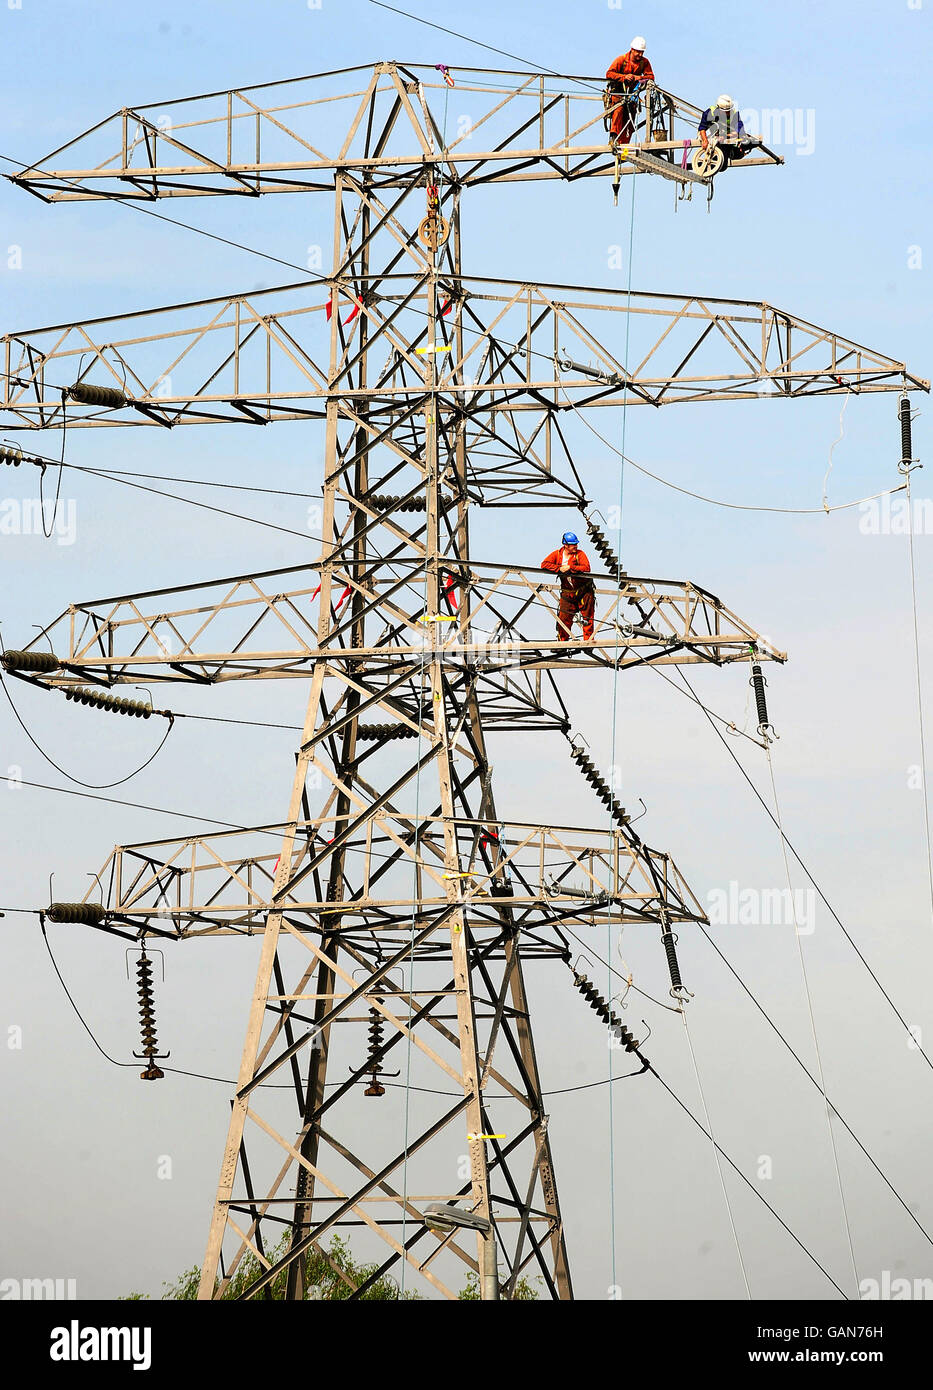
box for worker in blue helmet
[541,532,595,641]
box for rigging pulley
[418,181,450,250]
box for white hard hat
[717,93,733,109]
[631,36,646,51]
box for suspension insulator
[584,516,622,573]
[572,972,639,1051]
[67,383,128,409]
[899,395,915,469]
[62,686,152,718]
[0,443,23,467]
[357,723,417,741]
[570,746,629,827]
[364,1006,386,1097]
[660,920,685,997]
[367,494,427,513]
[750,663,771,736]
[2,649,61,674]
[133,951,166,1081]
[47,902,107,925]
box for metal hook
[85,872,105,906]
[125,946,165,981]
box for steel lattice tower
[2,63,926,1299]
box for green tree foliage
[124,1234,540,1300]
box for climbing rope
[605,157,638,1297]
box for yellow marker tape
[416,345,452,354]
[443,871,474,880]
[467,1133,506,1141]
[418,614,457,623]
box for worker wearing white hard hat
[605,37,656,145]
[698,93,754,163]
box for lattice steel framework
[3,61,926,1301]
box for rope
[765,743,861,1297]
[904,464,933,925]
[822,386,851,511]
[604,156,638,1297]
[680,1007,752,1298]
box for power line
[35,902,847,1294]
[680,666,933,1077]
[367,1,603,92]
[1,672,175,790]
[698,923,933,1253]
[646,1063,847,1298]
[563,387,910,517]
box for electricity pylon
[2,62,926,1300]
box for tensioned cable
[650,662,767,749]
[2,143,911,473]
[560,921,681,1013]
[71,462,320,544]
[368,1,604,94]
[38,904,646,1097]
[568,890,933,1257]
[698,923,933,1252]
[646,1063,846,1297]
[0,83,866,1295]
[35,893,886,1295]
[1,672,174,790]
[678,666,933,1076]
[40,456,323,501]
[679,1006,752,1297]
[765,742,861,1296]
[903,462,933,925]
[34,893,845,1293]
[36,895,845,1284]
[563,391,909,516]
[1,441,326,544]
[0,152,320,278]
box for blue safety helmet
[562,531,579,545]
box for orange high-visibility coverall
[541,547,596,641]
[605,51,655,143]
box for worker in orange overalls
[541,532,596,642]
[606,37,655,146]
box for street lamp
[423,1204,499,1301]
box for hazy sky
[1,0,932,1302]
